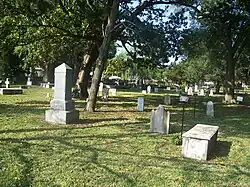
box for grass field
[0,86,249,186]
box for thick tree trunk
[224,47,236,103]
[86,0,120,112]
[77,43,99,99]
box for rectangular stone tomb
[182,124,219,161]
[0,88,23,95]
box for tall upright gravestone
[150,105,171,134]
[45,63,79,124]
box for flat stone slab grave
[182,124,219,161]
[0,88,23,95]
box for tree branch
[133,0,199,16]
[19,24,96,41]
[58,0,69,15]
[120,40,134,57]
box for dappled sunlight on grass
[0,86,249,186]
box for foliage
[104,53,130,77]
[171,134,182,145]
[0,0,105,68]
[196,0,250,94]
[0,47,24,80]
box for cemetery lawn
[0,86,249,187]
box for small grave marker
[99,82,104,92]
[26,75,32,86]
[187,87,193,96]
[137,97,144,112]
[109,88,117,96]
[102,87,109,101]
[199,89,205,96]
[150,105,171,134]
[164,94,171,105]
[206,101,214,117]
[154,87,159,93]
[185,86,188,93]
[194,84,198,93]
[147,85,151,93]
[180,95,189,103]
[209,89,214,96]
[5,78,10,88]
[236,96,243,103]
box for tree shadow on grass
[0,129,247,186]
[0,103,45,116]
[0,121,142,135]
[9,145,34,187]
[17,100,50,106]
[209,140,232,160]
[76,117,128,124]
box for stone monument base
[0,88,23,95]
[45,109,79,124]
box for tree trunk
[77,43,99,99]
[224,47,236,103]
[86,0,120,112]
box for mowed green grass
[0,86,249,187]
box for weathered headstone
[167,87,171,91]
[175,87,179,92]
[199,89,205,96]
[236,96,243,103]
[154,87,159,93]
[194,84,198,93]
[142,90,147,94]
[182,124,219,160]
[26,76,32,86]
[187,87,193,96]
[147,85,151,93]
[164,94,171,105]
[209,89,214,96]
[185,86,188,93]
[102,87,109,101]
[150,105,170,134]
[180,95,189,103]
[45,63,79,124]
[109,88,117,96]
[99,82,104,92]
[5,78,10,88]
[206,101,214,117]
[137,97,144,112]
